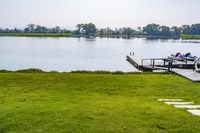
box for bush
[16,68,45,73]
[0,70,12,73]
[112,71,126,74]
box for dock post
[153,59,155,68]
[168,61,172,72]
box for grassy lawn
[0,72,200,132]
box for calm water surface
[0,37,200,72]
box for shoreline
[0,68,168,74]
[1,33,200,40]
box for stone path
[157,99,183,102]
[164,102,194,105]
[187,110,200,116]
[158,99,200,116]
[174,105,200,109]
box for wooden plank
[173,60,194,65]
[172,69,200,82]
[128,55,142,66]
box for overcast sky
[0,0,200,29]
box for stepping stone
[187,110,200,116]
[164,102,194,105]
[174,105,200,109]
[157,99,183,102]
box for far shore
[1,33,200,39]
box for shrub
[16,68,45,73]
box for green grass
[180,34,200,39]
[0,72,200,132]
[0,33,71,37]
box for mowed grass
[0,72,200,133]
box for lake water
[0,37,200,72]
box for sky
[0,0,200,29]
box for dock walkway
[171,69,200,82]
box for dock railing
[127,55,196,71]
[141,58,171,68]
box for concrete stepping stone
[157,99,183,102]
[164,102,194,105]
[174,105,200,109]
[187,110,200,116]
[158,99,200,116]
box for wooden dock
[127,56,168,71]
[127,55,200,82]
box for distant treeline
[0,23,200,38]
[143,23,200,39]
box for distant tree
[137,27,142,32]
[35,25,42,33]
[82,23,97,36]
[171,26,181,36]
[122,27,134,37]
[190,24,200,35]
[2,23,200,37]
[143,24,161,36]
[159,26,171,36]
[98,28,122,36]
[99,29,104,35]
[27,24,36,32]
[181,25,191,34]
[55,26,61,33]
[113,28,121,35]
[34,25,48,33]
[61,29,71,33]
[14,28,19,33]
[76,24,83,35]
[4,28,10,33]
[24,27,29,33]
[105,27,113,35]
[50,26,61,33]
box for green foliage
[1,23,200,38]
[82,23,97,36]
[16,68,45,73]
[143,24,161,36]
[75,23,97,36]
[143,23,200,37]
[171,26,181,36]
[0,70,12,73]
[159,26,171,36]
[111,71,126,74]
[0,73,200,132]
[181,25,191,34]
[190,24,200,35]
